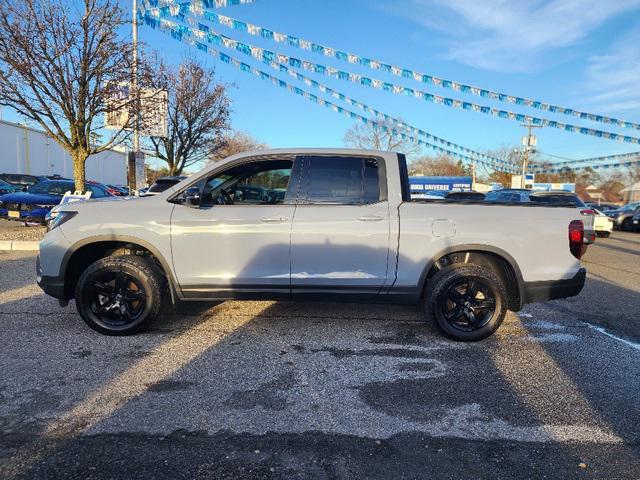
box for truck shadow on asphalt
[1,254,640,478]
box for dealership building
[0,119,127,185]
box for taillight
[569,220,586,259]
[580,209,595,215]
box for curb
[0,240,40,251]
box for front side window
[299,156,381,204]
[198,160,294,207]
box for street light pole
[129,0,140,193]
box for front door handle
[261,216,288,223]
[357,215,385,222]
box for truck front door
[170,159,298,298]
[290,155,390,295]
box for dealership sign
[409,176,473,193]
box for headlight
[46,211,77,232]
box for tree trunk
[72,150,88,193]
[167,155,177,176]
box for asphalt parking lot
[1,232,639,479]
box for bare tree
[209,130,267,163]
[625,163,640,184]
[408,155,471,176]
[149,59,231,175]
[0,0,143,192]
[343,118,422,157]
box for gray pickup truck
[37,149,586,341]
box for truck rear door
[290,155,390,294]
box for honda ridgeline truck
[37,149,587,341]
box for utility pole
[128,0,140,193]
[471,161,476,190]
[520,123,542,188]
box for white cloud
[388,0,640,72]
[580,28,640,113]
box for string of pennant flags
[532,151,640,172]
[139,8,640,147]
[274,66,512,167]
[138,15,519,172]
[141,0,640,132]
[155,17,511,167]
[145,0,256,9]
[536,157,640,173]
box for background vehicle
[445,191,485,201]
[485,189,596,243]
[0,173,46,190]
[0,178,22,195]
[38,149,586,342]
[632,211,640,232]
[141,176,187,196]
[411,189,448,200]
[108,185,130,196]
[605,202,640,231]
[586,202,618,212]
[0,179,113,224]
[105,184,128,196]
[484,189,531,203]
[593,209,614,237]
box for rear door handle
[261,216,288,223]
[357,215,385,222]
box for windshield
[619,203,640,212]
[27,181,74,196]
[148,179,179,193]
[0,179,11,187]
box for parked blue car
[0,179,23,196]
[0,180,113,224]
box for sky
[6,0,640,172]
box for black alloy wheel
[441,279,496,332]
[89,271,146,328]
[75,255,164,335]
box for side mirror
[184,186,201,207]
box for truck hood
[55,194,150,211]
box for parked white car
[593,209,614,237]
[37,149,587,341]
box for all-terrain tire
[75,255,164,335]
[424,264,508,342]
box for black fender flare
[60,235,180,304]
[417,243,525,310]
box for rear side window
[532,195,584,207]
[298,156,382,204]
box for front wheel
[621,218,633,231]
[75,255,164,335]
[424,264,507,341]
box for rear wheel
[75,255,164,335]
[424,264,507,341]
[597,231,611,238]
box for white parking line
[588,324,640,352]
